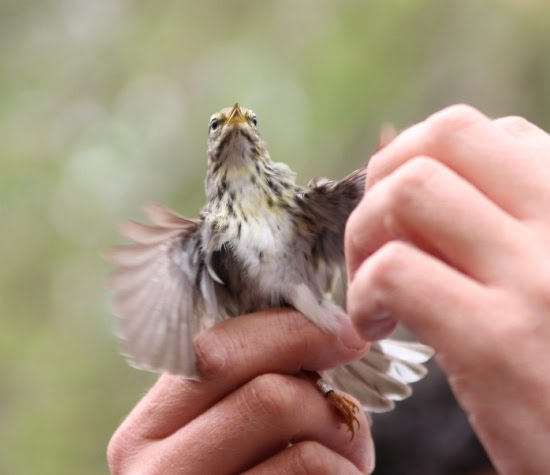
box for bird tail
[325,339,434,413]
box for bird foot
[309,372,361,440]
[326,391,360,440]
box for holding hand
[107,309,372,474]
[346,105,550,475]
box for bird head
[204,103,295,208]
[206,103,267,167]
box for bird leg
[302,371,360,440]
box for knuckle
[241,374,298,424]
[387,156,441,205]
[106,436,122,474]
[288,442,335,475]
[194,328,230,381]
[495,115,536,135]
[427,104,484,135]
[368,241,411,290]
[107,429,134,475]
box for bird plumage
[106,103,432,412]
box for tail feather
[366,347,428,384]
[331,368,395,412]
[375,339,434,364]
[326,339,434,413]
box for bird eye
[250,115,257,126]
[210,118,219,131]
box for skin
[107,309,373,474]
[346,105,550,475]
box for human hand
[107,309,372,474]
[345,105,550,475]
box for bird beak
[226,102,247,126]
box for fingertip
[336,318,368,351]
[348,294,397,342]
[354,314,397,342]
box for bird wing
[300,166,366,304]
[104,203,221,378]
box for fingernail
[356,310,397,341]
[338,320,366,351]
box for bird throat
[205,141,296,220]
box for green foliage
[1,1,549,473]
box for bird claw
[326,391,361,440]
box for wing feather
[301,167,366,306]
[105,204,213,377]
[119,221,184,244]
[103,243,162,267]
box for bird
[105,102,433,437]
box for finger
[117,309,367,441]
[243,441,367,475]
[346,156,524,282]
[367,104,550,219]
[161,374,373,474]
[347,240,489,354]
[494,115,550,139]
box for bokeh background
[2,1,549,474]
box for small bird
[106,103,432,436]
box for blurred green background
[1,1,549,473]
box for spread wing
[104,203,221,378]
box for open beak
[226,102,247,126]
